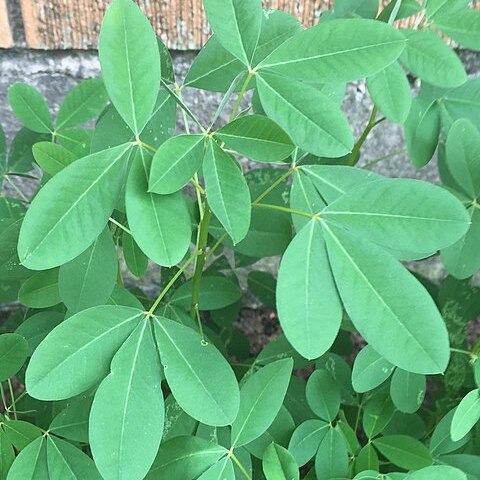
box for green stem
[189,204,213,323]
[450,347,474,358]
[0,385,9,420]
[362,148,406,169]
[230,452,252,480]
[348,107,384,166]
[138,141,157,155]
[252,167,295,204]
[230,71,255,122]
[354,399,363,433]
[7,380,16,420]
[205,233,227,262]
[109,217,132,236]
[148,250,199,316]
[252,202,317,219]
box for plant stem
[230,451,252,480]
[138,141,157,155]
[450,347,474,358]
[348,107,384,166]
[147,250,199,316]
[252,167,295,204]
[230,71,255,122]
[189,205,213,323]
[205,233,227,262]
[362,148,406,169]
[252,202,317,219]
[7,380,17,420]
[0,385,9,420]
[109,217,132,236]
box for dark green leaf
[0,333,28,381]
[372,435,433,469]
[32,141,77,176]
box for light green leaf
[445,119,480,198]
[430,408,471,456]
[288,419,328,467]
[6,437,48,480]
[99,0,160,134]
[149,134,205,194]
[306,370,341,421]
[363,393,395,438]
[146,436,227,479]
[126,147,192,267]
[122,232,148,278]
[1,431,15,478]
[46,436,101,479]
[18,269,61,308]
[25,305,143,400]
[32,142,77,176]
[366,62,412,124]
[0,333,28,381]
[451,389,480,442]
[215,115,295,163]
[435,11,480,51]
[263,443,299,480]
[204,140,251,244]
[90,321,164,480]
[276,220,342,360]
[154,316,240,426]
[203,0,262,65]
[258,18,405,83]
[323,177,470,254]
[18,143,132,270]
[2,421,42,451]
[390,368,426,413]
[8,83,52,133]
[49,395,92,443]
[256,73,353,157]
[399,29,467,88]
[372,435,433,469]
[315,427,349,480]
[352,345,395,393]
[56,78,109,130]
[198,457,234,480]
[355,443,379,473]
[407,466,467,480]
[162,395,197,441]
[322,223,450,374]
[59,228,118,313]
[231,359,293,447]
[379,0,423,22]
[425,0,468,20]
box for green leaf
[162,395,197,441]
[372,435,433,469]
[306,370,341,421]
[333,0,379,19]
[154,316,239,426]
[6,437,48,479]
[231,358,293,447]
[366,62,412,124]
[18,143,132,270]
[18,269,61,308]
[32,141,77,176]
[198,457,234,480]
[363,393,395,439]
[90,321,164,480]
[430,408,471,455]
[203,0,262,65]
[0,333,28,381]
[322,222,450,374]
[277,220,342,360]
[288,419,329,467]
[0,429,14,478]
[204,140,251,244]
[247,271,276,308]
[56,78,109,130]
[437,454,480,478]
[149,134,205,194]
[215,115,295,163]
[126,148,192,267]
[256,73,353,157]
[0,123,6,173]
[25,305,143,400]
[122,232,148,278]
[15,311,64,356]
[49,395,92,443]
[435,11,480,51]
[352,345,395,393]
[58,128,92,157]
[407,466,467,480]
[404,96,441,167]
[258,19,406,83]
[99,0,160,134]
[7,128,49,174]
[441,207,480,279]
[263,443,299,480]
[445,119,480,198]
[2,421,42,451]
[390,368,426,413]
[8,83,52,133]
[147,436,227,479]
[451,389,480,442]
[379,0,423,22]
[425,0,468,20]
[46,436,101,479]
[399,29,467,88]
[315,427,349,480]
[355,444,379,473]
[171,275,242,311]
[59,228,118,312]
[323,177,470,254]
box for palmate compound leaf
[25,306,144,400]
[18,143,133,270]
[126,147,192,267]
[153,316,240,426]
[90,321,164,480]
[321,222,450,374]
[276,220,342,360]
[99,0,160,135]
[257,18,406,83]
[231,358,293,448]
[322,178,470,256]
